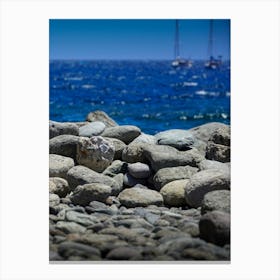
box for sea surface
[50,60,230,135]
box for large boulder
[201,190,230,214]
[49,135,79,160]
[78,121,106,137]
[122,143,146,163]
[130,133,156,145]
[101,125,141,144]
[49,177,70,197]
[118,188,163,207]
[199,210,230,246]
[103,137,126,160]
[49,154,74,179]
[86,110,118,127]
[127,162,151,179]
[49,120,79,139]
[76,136,115,172]
[153,165,198,191]
[206,142,230,163]
[185,169,230,208]
[67,165,120,191]
[70,183,112,206]
[160,179,188,207]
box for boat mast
[174,20,180,59]
[207,19,214,59]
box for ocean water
[50,60,230,135]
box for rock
[101,125,141,144]
[67,165,121,191]
[118,188,163,207]
[153,165,198,191]
[49,177,70,197]
[160,179,188,207]
[78,121,106,137]
[185,169,230,208]
[123,173,147,187]
[86,111,118,127]
[55,221,87,234]
[130,133,156,145]
[199,210,230,246]
[143,145,203,172]
[201,190,230,214]
[49,193,60,207]
[106,246,142,260]
[122,143,147,163]
[49,154,74,179]
[49,135,79,160]
[209,126,230,146]
[65,210,99,226]
[70,183,112,206]
[155,129,196,150]
[128,162,151,179]
[49,120,79,139]
[76,136,115,172]
[133,184,148,189]
[198,159,230,172]
[111,174,124,196]
[177,221,200,237]
[206,142,230,163]
[104,137,126,160]
[102,160,128,177]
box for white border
[0,0,279,279]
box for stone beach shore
[49,111,230,261]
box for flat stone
[70,183,112,206]
[160,179,188,207]
[79,121,106,137]
[49,135,79,160]
[198,159,230,172]
[199,210,230,246]
[104,137,127,160]
[76,136,115,172]
[106,246,142,260]
[49,154,74,179]
[49,177,70,197]
[65,210,99,226]
[201,190,230,214]
[55,221,87,234]
[128,162,151,179]
[49,120,79,139]
[49,193,60,207]
[185,169,230,208]
[86,111,118,127]
[118,188,163,207]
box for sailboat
[205,20,222,69]
[171,20,192,68]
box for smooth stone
[143,145,204,172]
[185,169,230,208]
[49,193,60,207]
[111,174,124,196]
[199,210,230,246]
[201,190,230,214]
[104,137,127,160]
[118,188,163,208]
[49,120,79,139]
[177,221,200,237]
[67,165,120,191]
[106,246,142,260]
[133,184,148,189]
[55,221,87,234]
[128,162,151,179]
[49,177,70,197]
[121,143,147,163]
[70,183,112,206]
[206,142,230,163]
[153,165,198,191]
[76,136,115,172]
[123,173,147,187]
[78,121,106,137]
[144,212,160,225]
[155,129,196,150]
[130,133,156,145]
[65,210,99,226]
[102,125,141,144]
[102,160,128,177]
[198,159,230,172]
[49,154,74,179]
[160,179,188,207]
[49,135,79,160]
[86,110,118,127]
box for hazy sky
[49,19,230,60]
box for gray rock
[78,121,106,137]
[123,173,147,187]
[49,135,79,160]
[49,154,74,179]
[143,145,203,172]
[49,120,79,139]
[102,160,128,177]
[49,193,60,207]
[209,126,230,146]
[133,184,148,189]
[206,142,230,163]
[201,190,230,214]
[49,177,70,197]
[65,210,99,226]
[160,179,188,207]
[185,169,230,208]
[122,143,147,163]
[76,136,115,172]
[199,210,230,246]
[86,111,118,127]
[130,133,156,145]
[67,165,121,191]
[102,125,141,144]
[104,137,126,160]
[106,246,142,260]
[199,159,230,172]
[153,165,198,190]
[111,174,124,196]
[118,188,163,207]
[128,162,151,179]
[155,129,196,150]
[70,183,112,206]
[177,221,200,237]
[55,221,87,234]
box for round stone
[49,154,74,179]
[128,162,151,179]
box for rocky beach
[49,111,230,261]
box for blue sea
[50,60,230,135]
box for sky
[49,19,230,60]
